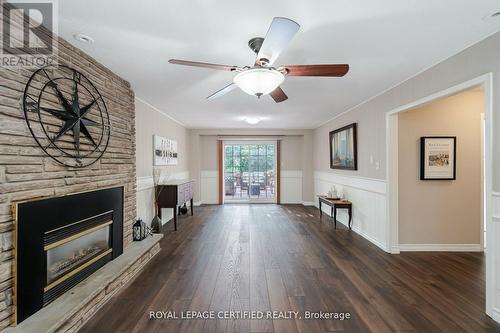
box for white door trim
[385,73,494,317]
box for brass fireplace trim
[12,203,18,325]
[44,248,113,293]
[45,210,113,236]
[44,220,112,251]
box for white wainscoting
[200,170,304,204]
[314,171,388,252]
[281,170,303,204]
[491,192,500,320]
[136,171,189,226]
[201,170,218,204]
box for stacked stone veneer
[0,3,136,329]
[55,241,160,333]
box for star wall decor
[23,65,110,168]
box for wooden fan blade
[169,59,240,71]
[206,83,237,100]
[282,64,349,77]
[270,87,288,103]
[255,17,300,66]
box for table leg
[348,206,352,230]
[190,198,194,216]
[333,207,337,229]
[319,199,322,218]
[173,207,177,231]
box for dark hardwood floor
[81,204,499,333]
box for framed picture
[420,136,456,180]
[153,135,178,166]
[329,123,357,170]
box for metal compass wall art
[23,65,110,168]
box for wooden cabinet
[157,180,194,230]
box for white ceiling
[57,0,500,129]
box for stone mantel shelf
[5,234,163,333]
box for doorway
[385,73,493,318]
[223,141,277,203]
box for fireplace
[13,187,124,324]
[42,211,114,304]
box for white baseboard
[302,201,316,206]
[390,246,401,254]
[319,209,388,252]
[351,225,387,252]
[491,308,500,324]
[399,244,483,252]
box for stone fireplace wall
[0,8,136,330]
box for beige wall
[200,135,218,171]
[135,98,190,224]
[314,109,382,178]
[398,90,484,245]
[189,129,314,203]
[311,30,500,317]
[281,136,303,170]
[135,98,190,178]
[301,131,315,204]
[313,32,500,188]
[198,134,305,170]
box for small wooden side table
[318,195,352,229]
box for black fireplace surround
[13,187,124,324]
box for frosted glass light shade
[233,68,285,97]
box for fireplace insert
[13,187,124,324]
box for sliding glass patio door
[223,141,276,203]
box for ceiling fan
[168,17,349,103]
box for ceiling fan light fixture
[233,68,285,98]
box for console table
[157,180,194,231]
[318,195,352,229]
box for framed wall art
[153,135,178,166]
[420,136,456,180]
[329,123,357,170]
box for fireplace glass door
[45,222,111,287]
